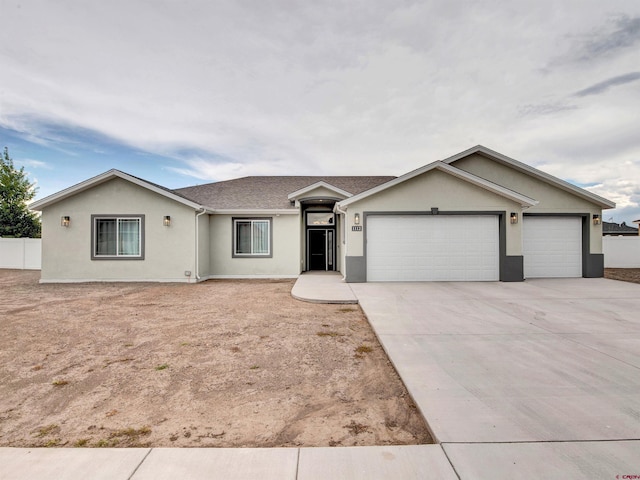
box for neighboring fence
[603,236,640,268]
[0,238,42,270]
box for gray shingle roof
[174,176,396,210]
[603,221,638,235]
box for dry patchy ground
[0,270,431,448]
[604,268,640,285]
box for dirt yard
[605,268,640,285]
[0,270,431,448]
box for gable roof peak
[338,160,538,208]
[443,145,615,209]
[287,180,353,201]
[30,169,205,211]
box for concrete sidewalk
[0,445,457,480]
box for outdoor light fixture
[354,213,360,225]
[61,216,70,227]
[163,215,171,227]
[510,212,518,224]
[593,214,601,225]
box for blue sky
[1,0,640,224]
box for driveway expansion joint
[127,448,152,480]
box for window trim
[306,211,335,226]
[91,214,145,260]
[232,217,273,258]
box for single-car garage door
[366,215,499,281]
[523,216,582,278]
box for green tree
[0,147,41,238]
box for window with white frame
[233,218,271,257]
[92,215,144,259]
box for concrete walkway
[291,271,358,304]
[0,445,457,480]
[351,278,640,478]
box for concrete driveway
[351,278,640,477]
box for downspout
[195,208,207,281]
[334,203,348,281]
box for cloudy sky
[1,0,639,223]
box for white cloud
[1,0,639,220]
[19,159,51,169]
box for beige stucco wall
[40,178,198,282]
[454,154,605,253]
[208,213,301,277]
[344,169,524,257]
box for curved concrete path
[291,271,358,304]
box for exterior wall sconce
[61,216,70,227]
[163,215,171,227]
[354,213,360,225]
[510,212,518,224]
[592,214,601,225]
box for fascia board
[30,169,204,211]
[118,172,205,210]
[440,163,538,207]
[336,162,440,207]
[287,181,352,201]
[210,209,299,215]
[443,145,616,209]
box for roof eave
[210,209,299,215]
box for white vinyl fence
[1,236,637,271]
[0,238,42,270]
[603,236,640,268]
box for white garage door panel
[523,217,582,278]
[367,215,499,281]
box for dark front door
[308,229,334,270]
[308,229,327,270]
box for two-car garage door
[367,215,499,281]
[366,214,583,281]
